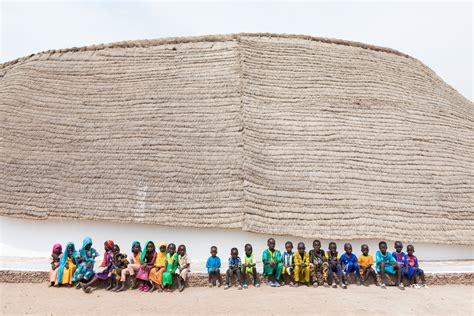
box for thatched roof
[1,33,472,245]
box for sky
[1,1,472,100]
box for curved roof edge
[1,32,411,70]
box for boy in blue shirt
[339,243,361,287]
[206,246,222,287]
[376,241,404,290]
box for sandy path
[1,283,473,315]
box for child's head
[84,243,92,251]
[297,242,305,256]
[104,240,114,252]
[113,244,120,255]
[146,241,155,253]
[379,241,388,254]
[267,238,276,251]
[361,244,369,256]
[132,242,141,254]
[328,242,337,253]
[178,244,186,256]
[344,243,352,255]
[244,244,253,256]
[285,241,293,253]
[394,241,403,253]
[52,244,62,255]
[168,243,176,255]
[312,240,321,251]
[407,244,415,255]
[210,246,218,257]
[159,242,167,253]
[230,247,238,257]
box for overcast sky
[1,1,472,100]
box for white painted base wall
[1,217,473,273]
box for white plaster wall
[1,217,473,273]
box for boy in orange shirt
[358,244,378,286]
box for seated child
[281,241,295,286]
[309,239,328,287]
[405,244,428,288]
[108,244,129,291]
[339,243,361,286]
[176,244,191,292]
[120,241,142,290]
[162,243,179,292]
[136,241,157,292]
[293,242,310,286]
[149,241,167,292]
[49,243,62,287]
[325,242,343,288]
[82,240,115,293]
[56,242,78,287]
[73,236,99,287]
[241,244,260,288]
[206,246,223,287]
[225,247,242,290]
[358,244,377,285]
[376,241,404,290]
[262,238,283,287]
[392,241,406,274]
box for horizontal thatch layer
[1,34,472,244]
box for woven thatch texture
[0,40,244,228]
[1,34,472,244]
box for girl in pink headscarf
[49,243,62,287]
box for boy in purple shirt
[339,243,361,287]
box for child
[281,241,295,286]
[119,241,142,291]
[392,241,406,272]
[82,240,115,293]
[206,246,222,287]
[49,243,62,287]
[325,242,343,288]
[376,241,404,290]
[73,236,99,287]
[56,242,77,286]
[405,244,428,288]
[176,244,191,292]
[162,243,179,292]
[149,241,167,292]
[241,244,260,288]
[358,244,377,286]
[293,242,310,286]
[339,243,361,286]
[225,247,242,290]
[108,244,129,291]
[309,239,328,287]
[262,238,283,287]
[136,241,157,292]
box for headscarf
[178,244,186,254]
[52,243,62,255]
[140,240,155,264]
[101,240,115,266]
[158,241,167,251]
[79,236,92,257]
[57,242,76,283]
[131,240,142,253]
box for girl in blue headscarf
[73,236,99,286]
[56,242,78,286]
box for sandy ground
[1,283,473,315]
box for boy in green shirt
[262,238,283,287]
[241,244,260,288]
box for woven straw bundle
[1,34,472,244]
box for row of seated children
[206,238,428,290]
[49,238,190,293]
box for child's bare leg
[216,269,223,286]
[252,267,259,286]
[106,279,114,291]
[410,269,416,285]
[419,269,426,285]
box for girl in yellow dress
[56,242,78,286]
[149,241,167,292]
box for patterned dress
[309,249,328,285]
[108,253,129,280]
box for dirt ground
[1,283,473,315]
